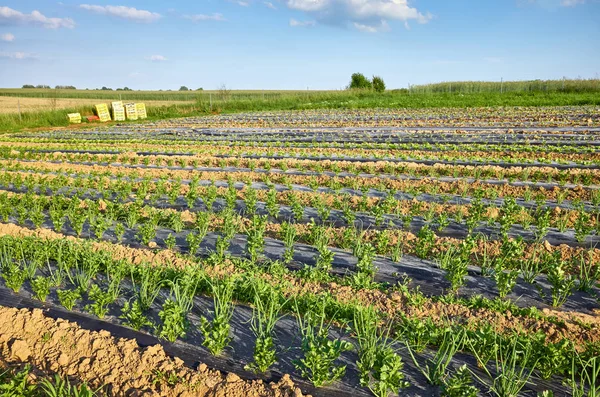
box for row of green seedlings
[212,148,598,166]
[0,364,98,397]
[2,184,594,334]
[3,179,585,343]
[29,141,600,167]
[1,187,598,307]
[0,237,409,396]
[0,235,598,396]
[5,158,599,206]
[6,148,599,185]
[7,138,598,157]
[2,169,599,248]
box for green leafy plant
[280,221,297,263]
[121,299,153,331]
[57,289,81,311]
[246,280,286,373]
[353,305,409,396]
[441,365,478,397]
[85,284,115,319]
[294,300,353,387]
[200,276,236,355]
[40,374,97,397]
[31,275,51,302]
[547,259,575,307]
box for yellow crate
[135,103,147,119]
[67,113,81,124]
[124,103,138,121]
[111,101,126,121]
[94,104,111,122]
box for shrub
[349,73,372,90]
[372,76,386,92]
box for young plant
[353,305,409,396]
[441,365,478,397]
[200,275,236,355]
[547,259,575,307]
[280,221,297,264]
[114,222,126,242]
[570,354,599,397]
[437,243,469,293]
[57,288,81,311]
[294,300,353,387]
[574,249,600,293]
[132,263,164,311]
[158,278,196,342]
[470,335,539,397]
[1,259,26,293]
[246,215,267,262]
[165,233,177,250]
[406,327,465,386]
[137,220,157,246]
[414,225,436,259]
[85,283,115,319]
[246,280,286,373]
[31,275,51,302]
[121,299,153,331]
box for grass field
[1,81,600,132]
[0,96,194,114]
[0,106,598,396]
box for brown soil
[0,306,306,396]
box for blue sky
[0,0,598,90]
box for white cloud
[184,13,226,22]
[0,51,38,60]
[263,1,277,9]
[147,55,167,62]
[1,33,15,42]
[290,18,316,26]
[0,6,75,29]
[79,5,161,23]
[286,0,431,30]
[129,71,143,78]
[353,20,389,32]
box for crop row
[2,180,599,313]
[3,138,600,156]
[2,167,598,236]
[5,148,600,185]
[0,231,599,397]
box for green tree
[348,73,372,90]
[372,76,386,93]
[179,86,189,91]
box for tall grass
[411,78,600,94]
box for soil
[0,305,306,396]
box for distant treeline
[21,85,136,91]
[410,78,600,94]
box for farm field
[0,96,195,115]
[0,106,599,396]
